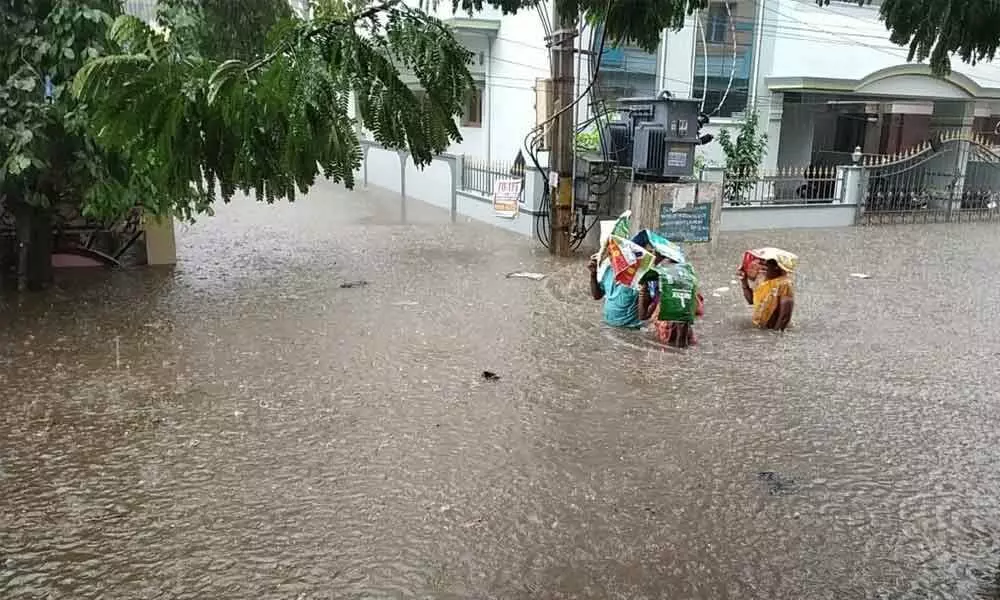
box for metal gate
[858,137,1000,225]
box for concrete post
[144,215,177,266]
[523,166,543,215]
[951,101,976,214]
[836,165,863,205]
[451,154,463,223]
[362,144,370,186]
[397,151,407,223]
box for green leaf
[7,154,32,175]
[13,77,37,92]
[63,47,76,60]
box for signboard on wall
[492,178,522,219]
[658,203,712,242]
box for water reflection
[3,180,1000,598]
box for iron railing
[720,166,842,206]
[460,158,525,196]
[858,139,1000,224]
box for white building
[363,0,1000,175]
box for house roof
[441,18,501,36]
[766,64,1000,100]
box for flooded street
[4,180,1000,599]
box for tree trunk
[14,204,53,292]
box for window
[592,28,658,106]
[462,86,483,128]
[694,0,754,117]
[693,77,749,119]
[706,3,735,44]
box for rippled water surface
[4,181,1000,599]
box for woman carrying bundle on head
[738,247,797,331]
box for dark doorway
[833,113,868,154]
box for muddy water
[3,181,1000,599]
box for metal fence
[719,166,842,206]
[460,158,525,196]
[859,139,1000,225]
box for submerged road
[3,180,1000,599]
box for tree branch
[246,0,405,74]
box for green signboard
[658,203,712,242]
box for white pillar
[952,101,976,211]
[762,91,783,172]
[144,215,176,266]
[660,17,695,98]
[836,165,863,205]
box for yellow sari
[752,276,794,327]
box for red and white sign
[492,178,522,218]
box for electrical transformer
[600,94,712,181]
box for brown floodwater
[3,180,1000,599]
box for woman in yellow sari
[739,249,797,330]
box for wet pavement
[3,180,1000,599]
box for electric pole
[548,9,577,256]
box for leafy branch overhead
[73,0,474,209]
[879,0,1000,76]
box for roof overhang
[766,64,1000,100]
[442,18,501,37]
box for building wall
[485,11,551,163]
[764,0,1000,88]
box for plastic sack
[653,262,698,323]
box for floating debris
[481,371,500,381]
[506,272,545,281]
[849,273,872,279]
[757,471,797,496]
[340,280,369,289]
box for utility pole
[548,10,578,256]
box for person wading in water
[739,253,796,331]
[588,256,653,329]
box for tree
[157,0,294,61]
[0,0,153,289]
[878,0,1000,76]
[717,109,767,206]
[72,0,477,213]
[0,0,292,290]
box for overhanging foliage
[880,0,1000,76]
[73,1,474,212]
